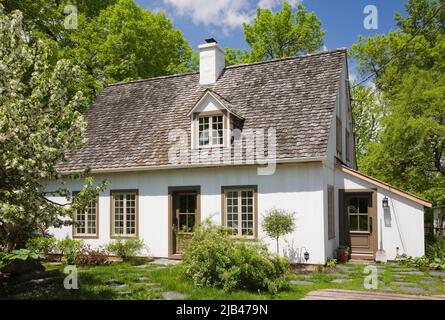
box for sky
[136,0,408,79]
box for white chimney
[199,38,225,85]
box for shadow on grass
[0,271,115,300]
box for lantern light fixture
[382,196,389,208]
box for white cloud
[258,0,303,9]
[163,0,255,31]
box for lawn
[1,261,444,300]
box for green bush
[262,208,295,254]
[56,239,83,264]
[426,236,445,260]
[182,221,289,293]
[26,235,57,256]
[2,248,45,262]
[106,238,145,261]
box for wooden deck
[303,289,445,300]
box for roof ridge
[108,70,199,87]
[107,48,347,88]
[225,48,347,70]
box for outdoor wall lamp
[382,196,389,208]
[304,250,310,262]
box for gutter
[58,156,326,175]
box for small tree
[262,208,295,254]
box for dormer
[188,90,244,149]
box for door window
[348,197,369,232]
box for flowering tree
[0,8,105,251]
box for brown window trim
[345,128,351,162]
[336,116,343,155]
[327,185,335,240]
[72,192,99,239]
[221,185,258,240]
[110,189,139,239]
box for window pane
[358,198,368,214]
[212,115,223,145]
[349,215,358,231]
[199,117,209,146]
[359,215,369,231]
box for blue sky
[136,0,408,79]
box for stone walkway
[291,263,445,297]
[303,289,445,300]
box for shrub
[426,236,445,260]
[395,254,413,266]
[262,208,295,254]
[78,245,109,266]
[326,258,337,268]
[2,249,45,262]
[56,239,83,264]
[430,258,445,270]
[26,235,57,256]
[106,238,145,261]
[182,220,289,293]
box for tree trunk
[276,238,279,255]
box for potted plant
[336,246,350,263]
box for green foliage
[227,1,325,65]
[0,7,107,251]
[62,0,193,102]
[262,208,295,254]
[182,221,290,294]
[2,249,45,262]
[26,236,57,256]
[430,258,445,270]
[56,239,83,265]
[426,236,445,260]
[350,0,445,205]
[106,238,145,261]
[326,258,337,268]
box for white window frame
[195,113,225,148]
[73,193,98,238]
[111,190,138,237]
[223,187,257,239]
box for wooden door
[172,192,197,254]
[344,192,376,259]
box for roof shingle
[57,49,346,172]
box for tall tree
[64,0,193,87]
[0,8,105,250]
[351,0,445,204]
[226,1,325,65]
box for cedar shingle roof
[57,49,347,172]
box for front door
[169,188,200,256]
[344,192,377,260]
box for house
[47,39,432,264]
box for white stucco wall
[334,169,425,260]
[47,162,328,264]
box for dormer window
[189,89,244,150]
[198,115,223,146]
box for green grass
[1,262,444,300]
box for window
[175,193,196,233]
[111,191,138,237]
[198,115,223,146]
[345,129,351,162]
[327,185,335,239]
[336,116,342,155]
[223,187,257,238]
[347,196,369,232]
[73,194,98,237]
